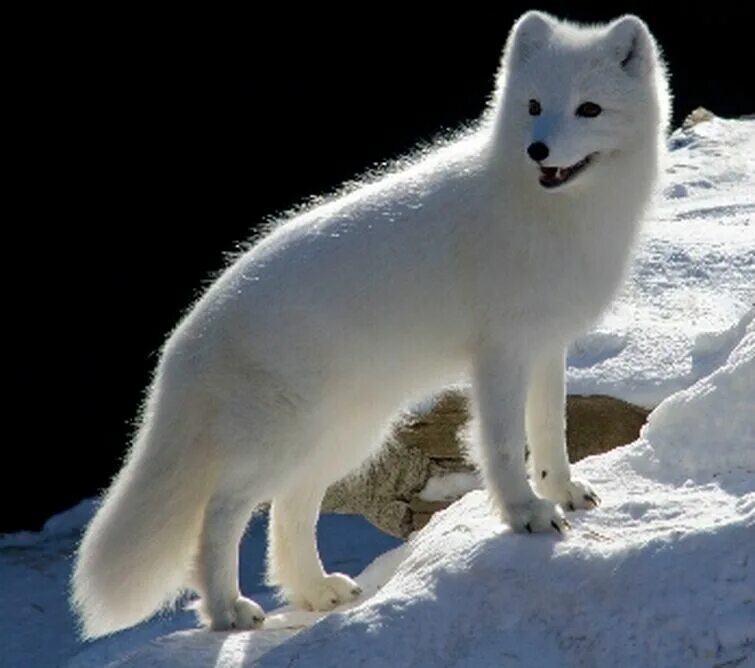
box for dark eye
[576,102,602,118]
[528,99,542,116]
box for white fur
[71,12,670,638]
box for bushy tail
[71,383,215,639]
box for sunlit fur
[72,12,670,638]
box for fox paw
[539,477,601,511]
[290,573,363,612]
[504,497,570,535]
[199,596,266,631]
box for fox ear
[508,11,553,64]
[607,15,655,78]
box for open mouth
[539,153,596,188]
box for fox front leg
[526,350,601,511]
[473,348,568,534]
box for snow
[1,115,753,668]
[567,117,754,408]
[420,471,481,502]
[0,511,400,668]
[631,316,754,480]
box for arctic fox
[72,11,670,637]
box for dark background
[5,3,751,532]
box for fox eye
[528,99,542,116]
[576,102,602,118]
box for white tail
[71,378,214,639]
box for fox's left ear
[606,15,656,78]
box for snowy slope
[1,115,752,668]
[568,116,754,407]
[106,320,755,667]
[0,510,399,668]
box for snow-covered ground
[1,115,752,667]
[567,116,754,407]
[0,507,400,667]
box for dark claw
[351,587,363,596]
[583,493,600,507]
[568,502,575,511]
[525,522,533,533]
[563,518,571,529]
[550,520,562,534]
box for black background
[5,3,752,531]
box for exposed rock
[323,389,649,538]
[682,106,715,129]
[566,394,649,461]
[398,392,469,459]
[321,437,431,538]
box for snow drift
[567,116,754,407]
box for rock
[321,438,430,538]
[682,106,715,129]
[323,389,649,538]
[399,392,469,459]
[566,395,649,462]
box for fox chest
[479,225,634,337]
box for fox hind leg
[194,491,266,630]
[267,481,362,611]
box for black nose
[527,141,549,162]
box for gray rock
[322,389,649,538]
[682,107,715,129]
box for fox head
[493,12,671,192]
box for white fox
[72,11,670,637]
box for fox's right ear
[506,11,553,65]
